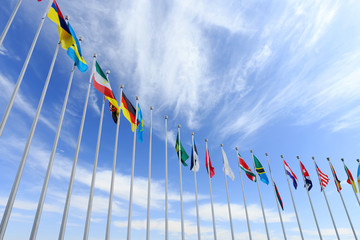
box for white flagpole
[250,150,270,240]
[341,158,360,205]
[265,153,286,240]
[83,95,106,240]
[311,157,340,240]
[327,158,357,240]
[58,54,97,240]
[126,96,139,240]
[281,155,304,240]
[191,133,201,240]
[221,144,235,240]
[296,156,323,240]
[235,147,252,240]
[178,125,185,240]
[0,0,22,47]
[0,41,60,240]
[146,106,153,240]
[164,116,169,240]
[206,139,217,240]
[0,0,53,137]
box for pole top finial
[136,96,139,100]
[205,138,208,142]
[280,155,283,158]
[296,156,299,159]
[150,106,153,110]
[120,84,124,88]
[265,153,268,156]
[312,156,315,160]
[250,150,253,153]
[341,158,344,162]
[178,124,181,128]
[357,159,359,163]
[326,157,330,161]
[65,15,69,20]
[191,132,194,136]
[106,70,110,75]
[165,115,168,119]
[93,53,97,58]
[235,147,239,151]
[79,36,83,42]
[220,144,223,147]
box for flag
[190,140,199,172]
[120,92,139,131]
[274,182,284,210]
[357,163,360,190]
[283,160,298,189]
[300,161,312,191]
[205,146,215,178]
[238,154,256,182]
[329,162,342,192]
[344,164,357,193]
[66,23,88,72]
[221,148,235,180]
[253,154,269,184]
[137,104,144,143]
[175,132,189,166]
[316,164,329,191]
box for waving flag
[274,182,284,210]
[190,140,199,172]
[300,161,312,191]
[253,154,269,184]
[283,160,298,189]
[136,104,144,143]
[221,148,235,180]
[329,162,342,192]
[120,92,139,131]
[344,164,357,193]
[357,163,360,190]
[238,154,256,182]
[316,164,329,191]
[66,23,88,72]
[205,146,215,178]
[175,132,189,166]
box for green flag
[175,132,189,166]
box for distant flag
[344,164,357,193]
[357,162,360,190]
[274,182,284,210]
[300,161,312,191]
[221,148,235,180]
[329,161,342,192]
[316,164,329,191]
[175,132,189,166]
[238,154,256,182]
[120,92,139,131]
[190,140,199,172]
[253,155,269,184]
[136,104,144,143]
[38,0,42,1]
[205,146,215,178]
[283,160,298,189]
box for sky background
[1,0,360,239]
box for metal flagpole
[58,54,97,240]
[327,158,357,240]
[250,150,270,240]
[191,133,201,240]
[146,106,153,240]
[83,95,106,240]
[296,156,323,240]
[311,157,340,240]
[0,41,60,240]
[126,96,139,240]
[341,158,360,205]
[0,0,53,137]
[206,139,217,240]
[235,148,251,240]
[281,155,304,240]
[221,144,235,240]
[178,125,185,240]
[0,0,22,47]
[265,153,286,240]
[164,116,169,240]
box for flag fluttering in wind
[190,140,199,172]
[274,182,284,210]
[175,132,189,166]
[66,23,88,72]
[357,162,360,190]
[120,92,139,131]
[329,162,342,192]
[300,161,312,191]
[136,104,144,143]
[284,160,298,189]
[344,164,357,193]
[253,155,269,184]
[205,146,215,178]
[316,164,329,191]
[238,154,256,182]
[221,148,235,180]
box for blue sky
[1,0,360,239]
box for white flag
[190,141,200,172]
[222,148,235,180]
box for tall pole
[0,41,60,240]
[265,153,286,240]
[281,155,304,240]
[164,116,169,240]
[206,139,217,240]
[83,95,106,240]
[297,156,323,240]
[126,97,139,240]
[341,158,360,205]
[58,54,97,240]
[0,0,53,137]
[235,147,252,240]
[191,133,201,240]
[221,144,235,240]
[146,106,153,240]
[178,125,185,240]
[250,150,270,240]
[0,0,23,47]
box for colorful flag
[175,132,189,166]
[136,104,144,143]
[283,160,298,189]
[344,164,357,193]
[120,92,139,131]
[66,23,88,72]
[357,163,360,191]
[300,161,312,191]
[205,146,215,178]
[221,148,235,180]
[190,140,199,172]
[238,154,256,182]
[329,162,342,192]
[253,154,269,184]
[316,164,329,191]
[274,182,284,210]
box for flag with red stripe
[205,146,215,178]
[329,162,342,192]
[316,164,329,191]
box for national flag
[120,92,139,131]
[300,161,312,191]
[329,162,342,192]
[175,132,189,166]
[205,146,215,178]
[344,164,357,193]
[316,164,329,191]
[136,104,144,143]
[253,154,269,185]
[190,140,199,172]
[274,182,284,210]
[357,163,360,191]
[238,154,256,182]
[66,23,88,72]
[283,160,298,189]
[221,148,235,180]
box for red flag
[205,146,215,178]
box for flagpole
[58,53,97,240]
[126,96,139,240]
[164,116,169,240]
[0,0,23,47]
[250,150,270,240]
[221,144,235,240]
[0,41,60,240]
[311,157,340,240]
[191,133,201,240]
[206,139,217,240]
[145,106,153,240]
[281,155,304,240]
[265,153,286,240]
[296,156,323,240]
[235,147,251,240]
[341,158,360,205]
[327,158,357,240]
[0,0,53,137]
[178,125,185,240]
[83,95,106,240]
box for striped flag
[238,154,256,182]
[121,92,139,131]
[283,160,298,189]
[329,162,342,192]
[274,182,284,210]
[300,161,312,191]
[344,164,357,193]
[357,163,360,191]
[316,164,329,191]
[253,154,269,184]
[205,146,215,178]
